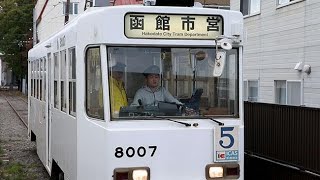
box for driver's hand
[185,107,197,116]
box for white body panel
[28,5,244,180]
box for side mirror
[212,37,233,77]
[213,51,226,77]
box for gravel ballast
[0,91,50,180]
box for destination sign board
[124,13,223,40]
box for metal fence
[244,102,320,175]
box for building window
[275,80,301,106]
[248,80,258,102]
[287,81,301,105]
[203,5,230,10]
[240,0,261,16]
[243,80,259,102]
[63,2,79,15]
[243,80,248,101]
[278,0,297,5]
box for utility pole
[64,0,70,24]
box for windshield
[107,47,239,119]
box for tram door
[47,53,52,167]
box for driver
[131,65,182,106]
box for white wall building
[231,0,320,108]
[34,0,82,43]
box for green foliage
[0,144,3,155]
[5,163,23,174]
[0,162,37,180]
[0,0,34,78]
[0,143,39,180]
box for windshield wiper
[208,117,224,126]
[153,116,191,127]
[192,116,224,126]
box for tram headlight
[132,169,148,180]
[209,166,223,178]
[114,167,150,180]
[205,164,240,179]
[206,165,223,179]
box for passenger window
[43,57,46,102]
[36,60,39,99]
[69,48,76,116]
[54,53,59,109]
[39,58,43,101]
[60,50,67,112]
[86,47,104,119]
[31,61,34,97]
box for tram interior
[85,46,239,119]
[107,47,239,118]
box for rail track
[1,90,28,127]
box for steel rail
[4,93,28,128]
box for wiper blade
[192,116,224,126]
[208,117,224,126]
[153,116,191,127]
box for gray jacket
[131,86,182,106]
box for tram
[28,1,244,179]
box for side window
[36,60,39,99]
[40,58,43,101]
[86,47,104,119]
[31,61,34,97]
[69,48,76,116]
[54,53,59,109]
[43,57,46,102]
[61,50,67,112]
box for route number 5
[219,127,234,149]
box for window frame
[106,46,240,119]
[36,60,39,99]
[31,61,34,97]
[53,52,60,109]
[60,50,67,112]
[43,57,47,102]
[85,46,104,120]
[243,79,259,102]
[68,47,76,117]
[40,58,43,101]
[62,2,79,15]
[286,80,302,106]
[241,0,261,17]
[274,80,302,106]
[277,0,305,8]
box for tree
[0,0,33,81]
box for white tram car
[28,1,244,180]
